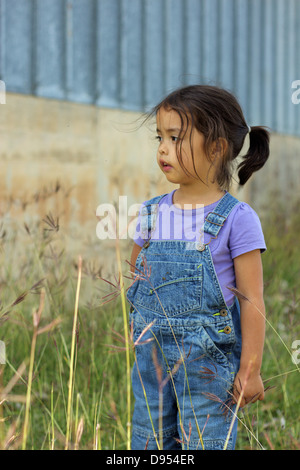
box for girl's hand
[232,369,265,408]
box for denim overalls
[126,192,242,450]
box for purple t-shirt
[133,190,266,306]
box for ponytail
[238,126,270,186]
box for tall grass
[235,196,300,450]
[0,185,299,449]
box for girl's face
[156,107,214,186]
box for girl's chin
[161,172,181,184]
[160,171,191,186]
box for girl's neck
[172,184,226,209]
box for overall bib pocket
[133,260,203,317]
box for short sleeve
[133,202,146,247]
[133,219,144,247]
[229,203,266,259]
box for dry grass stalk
[19,285,60,450]
[65,255,82,450]
[22,289,45,450]
[223,359,253,450]
[115,240,132,450]
[74,417,84,450]
[0,362,26,405]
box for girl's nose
[158,141,168,155]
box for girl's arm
[130,243,142,276]
[232,249,266,407]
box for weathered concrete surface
[0,93,173,220]
[1,93,299,277]
[0,93,173,276]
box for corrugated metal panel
[0,0,299,136]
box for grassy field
[0,191,299,450]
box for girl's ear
[210,138,228,160]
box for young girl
[126,85,269,450]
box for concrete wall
[0,92,173,271]
[2,0,300,138]
[1,92,299,274]
[250,133,300,213]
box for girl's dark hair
[150,85,270,189]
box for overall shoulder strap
[140,193,168,240]
[204,192,240,237]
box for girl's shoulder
[229,200,262,224]
[227,200,266,257]
[140,192,171,208]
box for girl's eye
[155,135,179,143]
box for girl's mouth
[160,160,173,172]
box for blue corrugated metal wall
[0,0,299,136]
